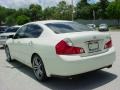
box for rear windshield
[45,22,93,34]
[5,27,19,33]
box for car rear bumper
[47,47,115,77]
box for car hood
[0,33,15,36]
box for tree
[0,6,7,25]
[80,0,88,6]
[5,15,16,26]
[57,1,72,20]
[29,4,43,21]
[0,0,119,25]
[76,0,92,19]
[107,1,120,25]
[43,7,57,20]
[16,15,30,25]
[55,1,68,20]
[76,0,89,9]
[90,4,100,19]
[43,1,73,20]
[15,8,30,17]
[97,0,109,18]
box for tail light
[104,39,112,49]
[55,40,85,55]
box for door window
[14,25,27,39]
[24,24,43,38]
[14,24,43,39]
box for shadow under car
[8,60,117,90]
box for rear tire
[32,55,47,81]
[5,46,12,62]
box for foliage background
[0,0,120,25]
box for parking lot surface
[0,32,120,90]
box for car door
[16,24,43,65]
[11,25,27,61]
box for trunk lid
[57,31,111,56]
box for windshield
[45,22,93,34]
[5,27,19,33]
[0,27,8,32]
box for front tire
[5,46,12,62]
[32,55,47,81]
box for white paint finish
[0,31,120,90]
[6,20,115,77]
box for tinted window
[46,22,93,34]
[5,27,19,33]
[14,26,27,39]
[99,24,107,27]
[0,27,8,32]
[24,24,43,38]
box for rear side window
[45,22,92,34]
[24,24,43,38]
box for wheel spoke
[34,64,43,75]
[34,58,39,66]
[35,69,41,78]
[39,70,43,75]
[33,65,38,70]
[32,56,45,80]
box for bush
[16,15,30,25]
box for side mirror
[8,35,14,39]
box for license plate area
[88,40,99,53]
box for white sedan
[5,20,115,81]
[0,25,21,46]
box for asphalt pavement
[0,32,120,90]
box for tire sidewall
[32,55,47,81]
[5,46,11,62]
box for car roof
[100,24,107,25]
[27,20,73,25]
